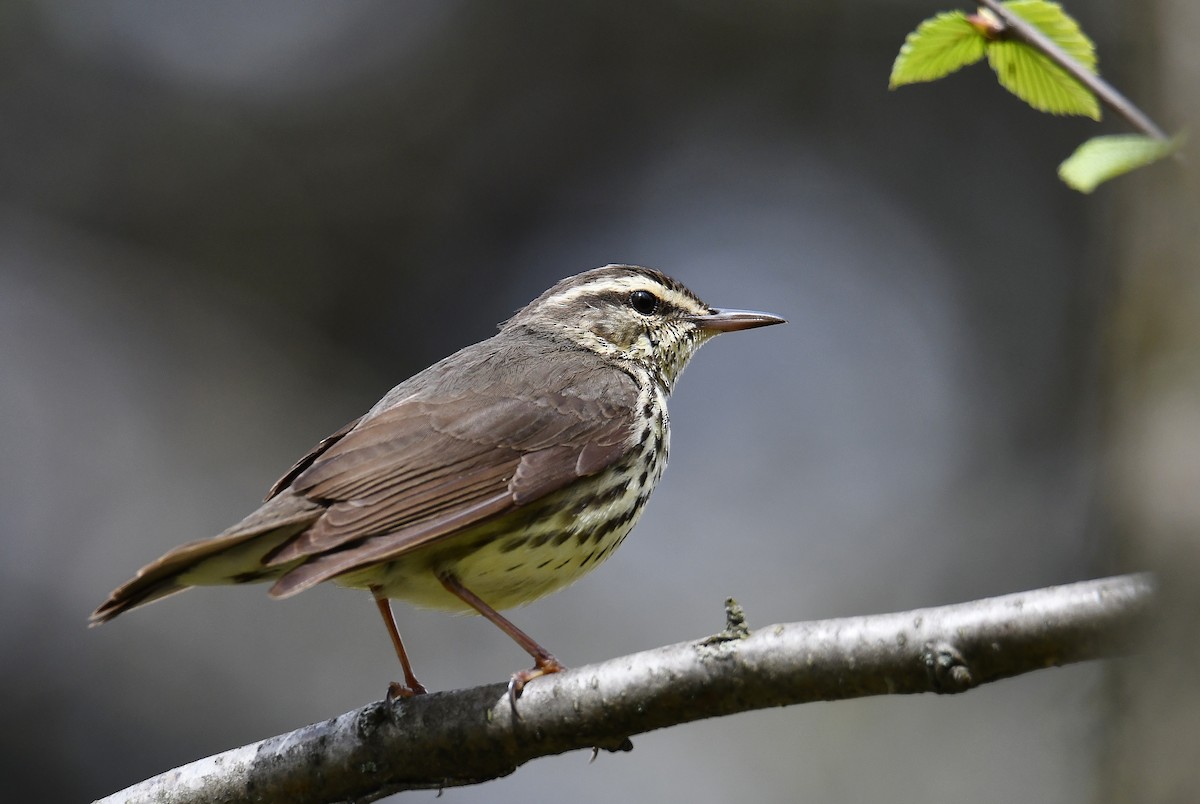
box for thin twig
[95,574,1154,804]
[977,0,1168,139]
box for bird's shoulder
[258,332,644,585]
[272,330,641,503]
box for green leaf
[987,40,1099,118]
[986,1,1100,118]
[1058,133,1183,193]
[1005,0,1097,71]
[890,11,987,88]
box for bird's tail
[90,493,322,625]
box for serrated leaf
[1005,0,1097,71]
[1058,133,1183,193]
[988,40,1100,118]
[986,0,1100,118]
[890,11,987,88]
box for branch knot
[702,598,752,645]
[923,641,975,693]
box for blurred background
[2,1,1196,802]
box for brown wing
[265,416,362,501]
[266,352,638,598]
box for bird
[91,264,785,699]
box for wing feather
[266,417,361,500]
[265,346,640,594]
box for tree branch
[96,573,1153,804]
[977,0,1169,140]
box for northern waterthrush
[92,265,784,697]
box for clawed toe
[387,680,428,701]
[507,656,566,711]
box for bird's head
[503,265,784,388]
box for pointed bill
[690,308,786,333]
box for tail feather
[90,580,191,625]
[91,492,323,625]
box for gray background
[0,2,1184,802]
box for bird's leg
[371,587,428,699]
[436,571,566,705]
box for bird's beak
[690,308,787,333]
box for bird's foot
[507,655,566,712]
[387,680,429,701]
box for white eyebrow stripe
[544,274,708,314]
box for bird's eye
[629,290,659,315]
